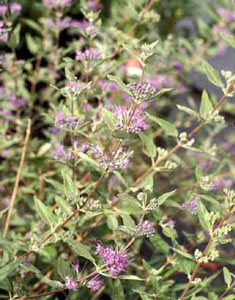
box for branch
[3,119,31,238]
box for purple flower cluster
[182,195,200,215]
[90,145,133,171]
[88,0,101,11]
[0,21,8,42]
[0,3,21,15]
[98,80,119,93]
[212,25,230,36]
[43,0,71,8]
[114,105,149,133]
[221,142,235,155]
[212,178,234,191]
[55,111,83,129]
[216,7,234,22]
[76,48,102,61]
[53,144,75,162]
[65,276,77,290]
[136,220,155,236]
[148,73,174,90]
[87,276,103,291]
[9,95,28,108]
[96,244,130,276]
[127,82,156,101]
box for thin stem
[14,289,64,300]
[179,204,234,300]
[3,119,31,238]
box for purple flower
[72,263,79,273]
[48,127,60,135]
[148,74,174,90]
[221,142,235,155]
[74,141,89,152]
[212,25,230,36]
[10,3,22,14]
[127,82,156,101]
[212,178,233,191]
[9,96,28,108]
[216,7,234,22]
[43,0,72,8]
[167,219,176,229]
[90,145,133,171]
[182,195,199,215]
[173,61,183,71]
[136,220,155,236]
[0,109,13,122]
[98,80,119,93]
[76,48,102,61]
[56,17,71,30]
[0,32,8,42]
[70,20,90,29]
[0,5,7,15]
[65,276,77,290]
[87,276,103,291]
[96,244,130,276]
[114,105,149,133]
[55,111,83,129]
[53,144,75,162]
[88,0,101,11]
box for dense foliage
[0,0,234,299]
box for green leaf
[145,88,173,102]
[122,44,141,63]
[55,195,72,215]
[67,239,95,263]
[37,143,52,157]
[223,267,232,288]
[172,247,194,260]
[220,34,235,48]
[139,132,157,158]
[199,90,213,119]
[22,18,43,34]
[112,129,129,140]
[120,213,136,230]
[42,278,64,289]
[103,108,116,130]
[201,60,224,88]
[118,194,142,214]
[34,196,57,226]
[111,279,125,300]
[177,104,199,120]
[26,34,40,55]
[77,152,99,169]
[147,113,178,137]
[106,213,119,231]
[57,257,73,279]
[0,277,13,291]
[0,259,24,281]
[223,296,235,300]
[107,75,132,95]
[197,200,209,230]
[61,170,77,196]
[158,190,176,206]
[8,24,21,48]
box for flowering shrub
[0,1,234,300]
